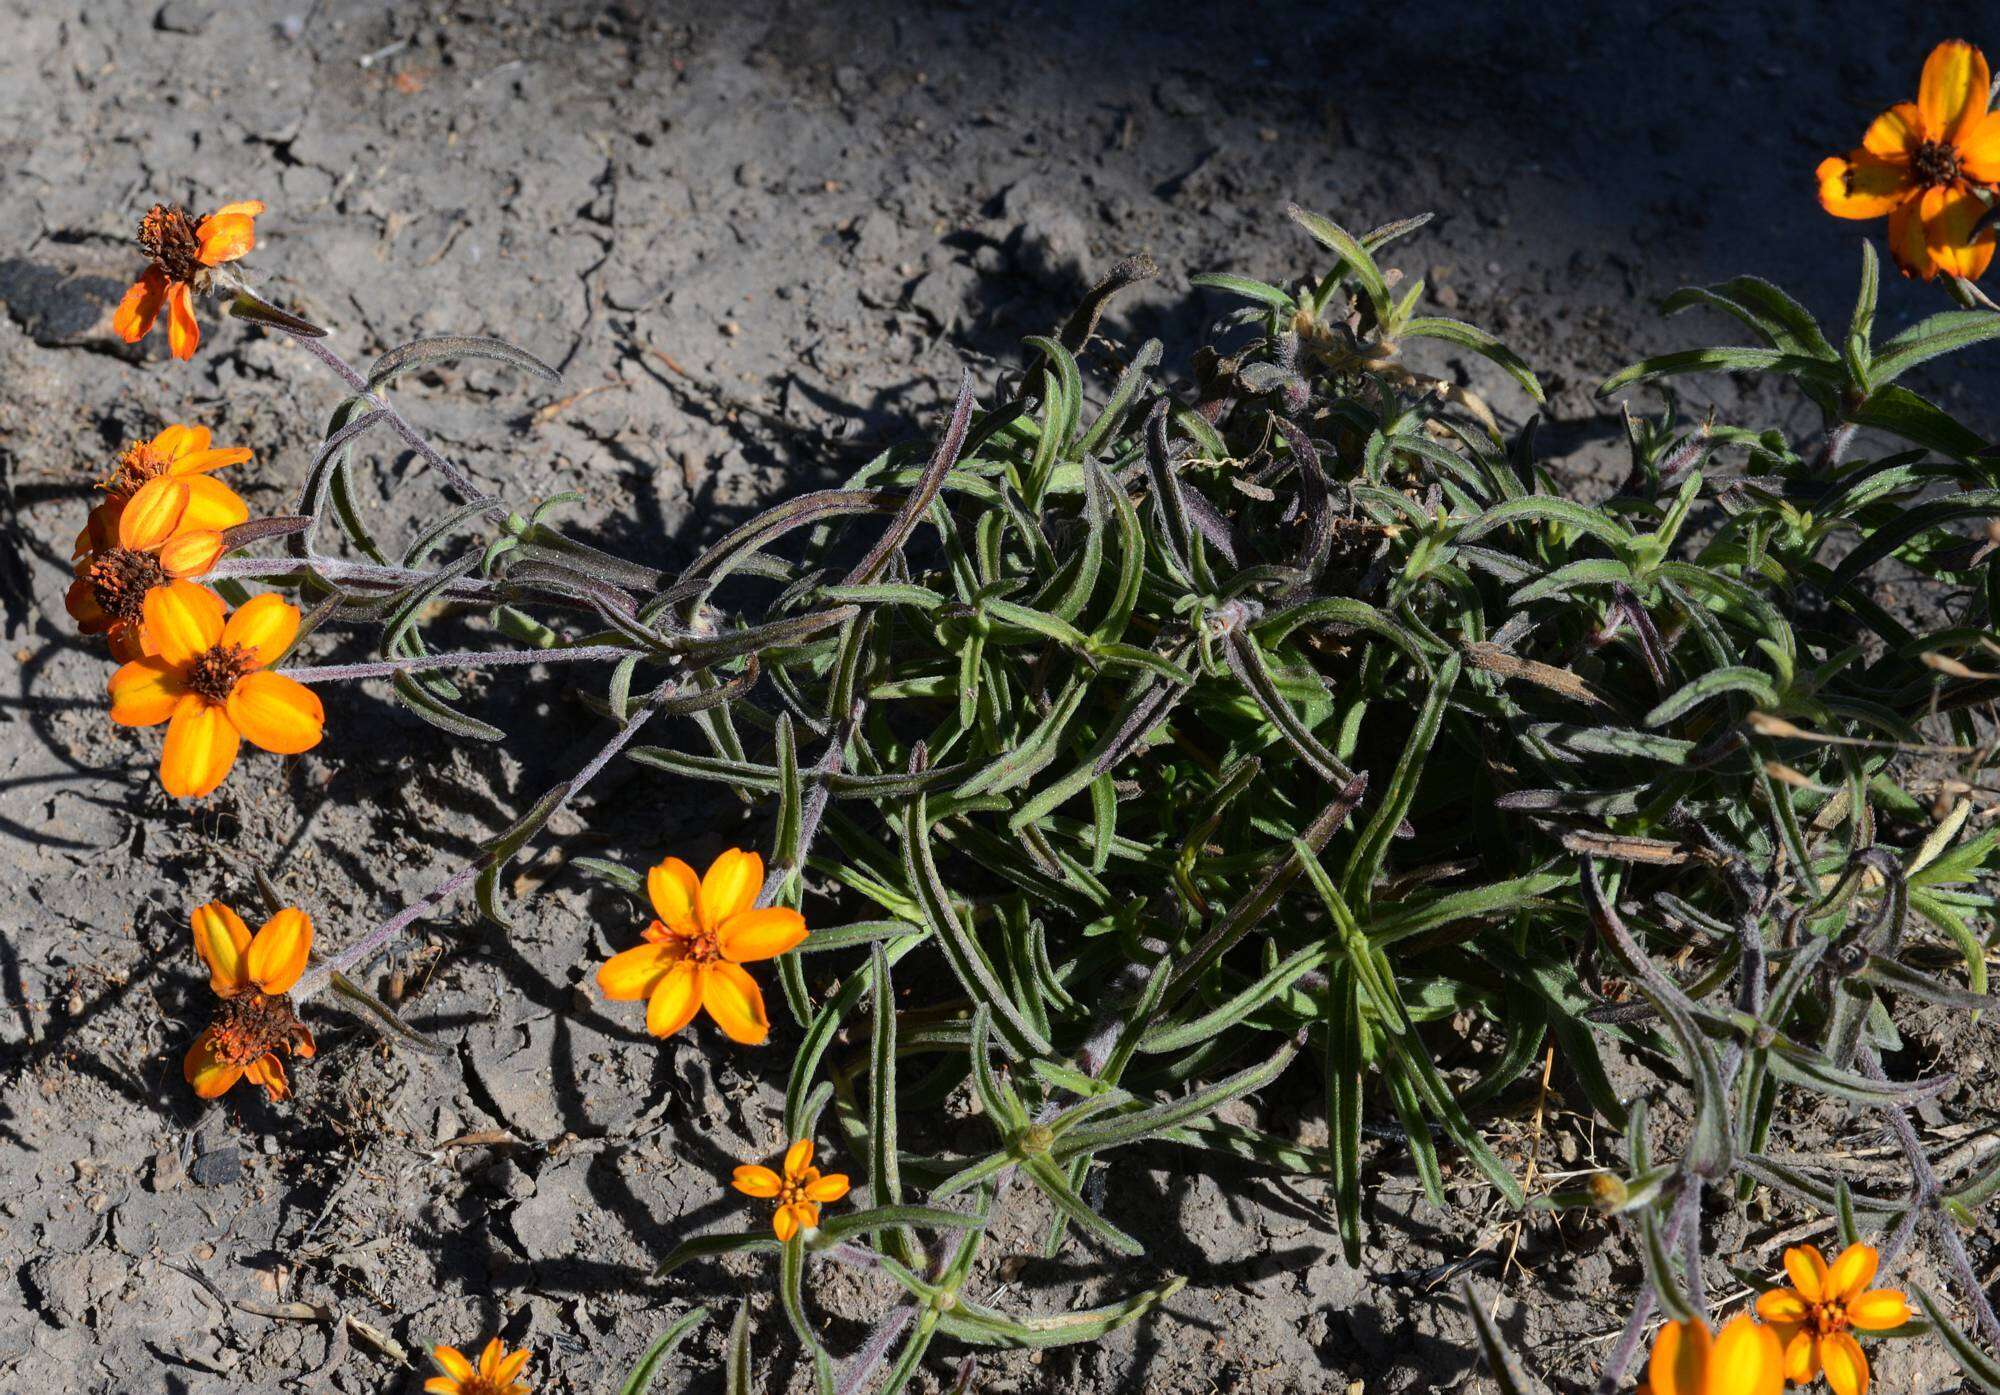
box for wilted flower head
[184,901,315,1102]
[115,199,264,359]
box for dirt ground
[2,2,1996,1392]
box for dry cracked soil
[1,1,1997,1392]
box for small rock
[188,1144,241,1188]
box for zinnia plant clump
[67,34,2000,1395]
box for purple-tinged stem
[295,701,662,999]
[285,644,638,684]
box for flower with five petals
[731,1138,851,1240]
[595,848,808,1045]
[183,900,316,1102]
[108,581,325,797]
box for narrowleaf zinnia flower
[596,848,807,1044]
[731,1138,851,1240]
[1817,40,2000,279]
[67,474,250,662]
[108,581,324,798]
[184,901,315,1102]
[1635,1314,1783,1395]
[425,1338,532,1395]
[85,423,253,546]
[1754,1243,1909,1395]
[115,199,264,359]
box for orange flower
[107,581,325,798]
[1754,1243,1910,1395]
[67,465,252,661]
[595,848,807,1044]
[183,901,316,1102]
[1635,1314,1783,1395]
[1816,40,2000,280]
[424,1338,533,1395]
[81,423,253,550]
[731,1138,851,1240]
[114,199,265,359]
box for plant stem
[285,644,639,684]
[295,701,662,999]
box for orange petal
[220,593,301,667]
[108,656,185,727]
[732,1164,784,1198]
[153,423,210,458]
[645,960,704,1037]
[167,445,251,477]
[772,1204,800,1241]
[1826,1243,1879,1301]
[1847,1289,1911,1330]
[244,1051,290,1102]
[209,199,267,220]
[144,580,224,665]
[718,906,807,964]
[784,1138,814,1178]
[1862,102,1923,160]
[108,620,152,663]
[492,1348,531,1385]
[247,907,313,995]
[167,280,200,360]
[647,856,702,929]
[119,477,191,551]
[1816,153,1913,220]
[158,529,225,579]
[1782,1327,1820,1384]
[1924,187,1997,281]
[701,961,770,1044]
[1755,1288,1809,1324]
[191,901,254,996]
[1820,1329,1870,1395]
[1961,109,2000,183]
[178,475,251,532]
[184,1029,245,1098]
[422,1380,461,1395]
[478,1338,505,1379]
[161,695,241,798]
[431,1345,476,1382]
[1710,1313,1784,1395]
[225,670,324,755]
[67,576,108,630]
[1647,1318,1709,1395]
[1783,1246,1829,1303]
[1888,195,1936,278]
[596,940,679,1001]
[114,267,167,343]
[196,212,257,265]
[1920,39,1990,145]
[805,1172,850,1203]
[698,848,765,931]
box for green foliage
[261,200,2000,1391]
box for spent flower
[183,901,316,1102]
[115,199,264,359]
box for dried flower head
[595,848,807,1044]
[184,901,315,1102]
[424,1337,532,1395]
[1817,39,2000,279]
[1754,1243,1910,1395]
[731,1138,851,1240]
[107,581,324,797]
[115,199,264,359]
